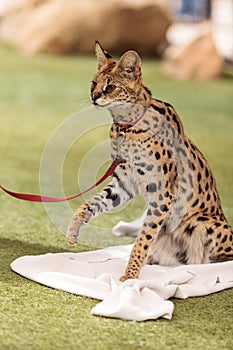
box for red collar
[114,106,146,131]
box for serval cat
[66,42,233,281]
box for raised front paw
[66,216,84,245]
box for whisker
[69,97,92,110]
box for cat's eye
[125,67,134,73]
[105,84,116,93]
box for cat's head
[91,42,150,108]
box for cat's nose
[92,92,101,102]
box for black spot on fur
[188,159,195,171]
[143,85,152,96]
[146,183,157,193]
[164,101,173,108]
[163,164,168,174]
[146,164,154,171]
[221,235,228,244]
[186,225,196,235]
[198,157,204,169]
[137,168,145,176]
[149,222,157,229]
[225,247,232,253]
[191,150,196,159]
[198,184,203,194]
[112,194,120,207]
[160,204,168,212]
[200,202,205,209]
[151,202,158,208]
[150,104,166,115]
[197,216,209,221]
[176,250,188,264]
[189,174,194,188]
[204,239,213,248]
[210,205,215,213]
[167,150,173,159]
[105,188,113,199]
[187,193,193,202]
[177,147,187,157]
[192,199,199,207]
[207,227,214,235]
[172,114,181,134]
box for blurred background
[0,0,232,78]
[0,0,232,247]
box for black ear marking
[95,41,115,70]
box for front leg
[66,166,135,244]
[120,199,170,281]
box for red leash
[1,109,146,203]
[0,157,123,202]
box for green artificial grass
[0,45,233,350]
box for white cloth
[112,210,146,237]
[11,245,233,321]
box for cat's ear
[117,50,141,80]
[95,41,115,70]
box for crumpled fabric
[11,244,233,321]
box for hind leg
[146,211,233,266]
[147,220,211,266]
[208,219,233,262]
[146,216,229,266]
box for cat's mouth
[93,101,112,108]
[93,100,125,109]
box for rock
[0,0,172,55]
[163,23,223,79]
